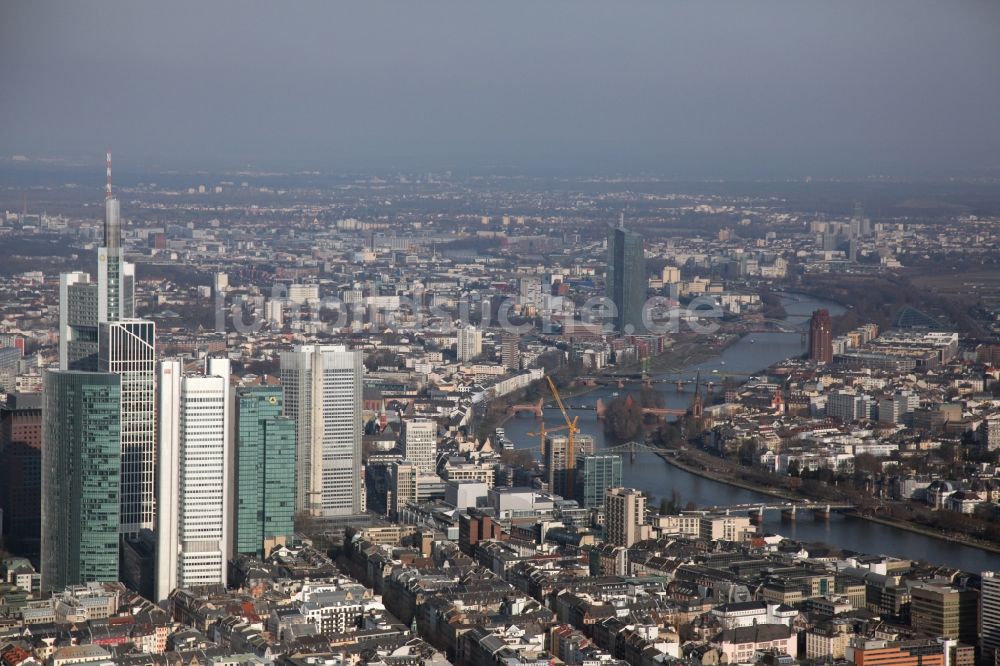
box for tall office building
[544,434,595,500]
[101,319,157,534]
[59,159,137,372]
[0,393,43,556]
[576,454,622,509]
[606,218,647,335]
[457,327,483,362]
[604,487,647,547]
[40,370,121,592]
[389,460,418,518]
[155,359,231,602]
[401,419,437,475]
[234,386,296,558]
[58,156,155,536]
[808,309,834,363]
[59,271,99,371]
[983,571,1000,666]
[97,178,135,324]
[501,333,520,371]
[280,345,364,517]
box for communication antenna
[106,151,113,199]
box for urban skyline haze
[2,1,1000,177]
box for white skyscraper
[101,320,157,534]
[156,358,231,602]
[280,345,364,517]
[402,419,437,475]
[457,326,483,362]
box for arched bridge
[505,398,544,418]
[594,398,686,420]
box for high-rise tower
[101,320,156,534]
[280,345,364,517]
[234,385,296,558]
[983,571,1000,666]
[98,152,136,324]
[808,309,834,364]
[401,419,437,475]
[58,155,156,536]
[40,370,121,591]
[606,216,647,335]
[156,358,231,602]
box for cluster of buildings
[0,163,999,666]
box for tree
[854,453,881,476]
[787,459,801,477]
[639,385,665,409]
[603,394,644,443]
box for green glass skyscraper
[40,370,121,591]
[577,454,623,509]
[606,219,647,334]
[234,386,296,557]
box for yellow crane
[526,376,580,498]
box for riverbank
[655,447,800,502]
[847,512,1000,557]
[612,332,741,377]
[657,446,1000,557]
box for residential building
[501,333,520,371]
[457,327,483,362]
[605,487,647,547]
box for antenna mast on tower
[106,151,113,199]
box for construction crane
[547,376,579,498]
[524,377,580,498]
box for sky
[2,1,999,177]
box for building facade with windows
[234,386,296,558]
[280,345,363,517]
[155,358,231,602]
[40,370,121,591]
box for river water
[503,294,998,572]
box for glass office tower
[234,386,296,556]
[40,370,121,591]
[606,222,647,334]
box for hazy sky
[2,1,999,176]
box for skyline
[3,1,1000,177]
[3,6,1000,665]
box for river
[502,294,998,572]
